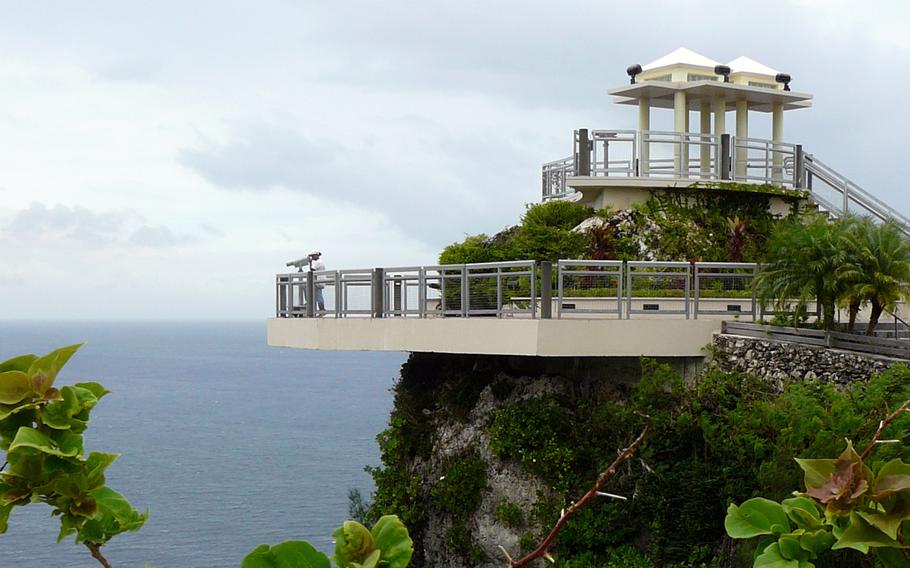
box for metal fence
[542,129,909,235]
[731,137,798,186]
[277,261,537,319]
[557,260,623,318]
[279,260,902,324]
[277,260,775,320]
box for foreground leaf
[333,520,375,565]
[242,541,331,568]
[27,344,82,396]
[0,371,32,405]
[782,497,824,530]
[726,498,791,539]
[858,499,910,540]
[795,458,835,491]
[754,542,810,567]
[798,529,836,556]
[832,512,904,553]
[371,515,413,568]
[0,354,37,374]
[8,427,81,458]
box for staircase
[803,153,910,232]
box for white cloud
[0,0,907,318]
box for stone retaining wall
[711,333,901,389]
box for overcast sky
[1,0,908,319]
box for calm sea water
[0,321,405,567]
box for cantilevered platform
[267,317,722,357]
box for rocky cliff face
[367,354,647,568]
[368,352,908,568]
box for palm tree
[755,215,853,330]
[838,220,910,335]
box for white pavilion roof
[642,48,718,71]
[727,56,779,77]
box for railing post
[277,275,288,317]
[684,263,691,320]
[418,267,426,318]
[843,179,849,215]
[751,265,758,322]
[461,266,469,318]
[540,261,552,319]
[575,129,590,176]
[794,144,804,189]
[530,263,537,319]
[393,278,402,316]
[720,134,732,180]
[371,268,384,318]
[625,262,632,320]
[306,273,315,318]
[334,272,342,318]
[557,261,564,319]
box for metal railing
[588,130,637,177]
[557,260,623,318]
[804,154,910,230]
[278,260,771,321]
[641,130,721,179]
[432,261,537,318]
[731,136,798,186]
[625,261,691,318]
[277,261,537,319]
[693,263,757,320]
[543,128,909,234]
[542,156,574,200]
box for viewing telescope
[286,253,317,272]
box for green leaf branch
[0,345,147,567]
[725,397,910,567]
[242,514,413,568]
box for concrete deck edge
[267,318,721,357]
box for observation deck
[268,260,749,357]
[267,260,908,358]
[269,49,910,359]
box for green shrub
[493,499,524,528]
[444,523,487,564]
[521,201,592,229]
[431,453,488,517]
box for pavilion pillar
[638,97,650,176]
[772,102,784,183]
[674,91,687,177]
[712,98,726,136]
[699,100,711,175]
[712,97,726,178]
[735,100,749,178]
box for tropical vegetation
[369,352,910,567]
[243,515,413,568]
[756,215,910,333]
[725,399,910,567]
[0,345,146,568]
[439,188,802,265]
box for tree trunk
[866,301,884,336]
[848,299,860,332]
[822,299,836,330]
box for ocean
[0,321,405,567]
